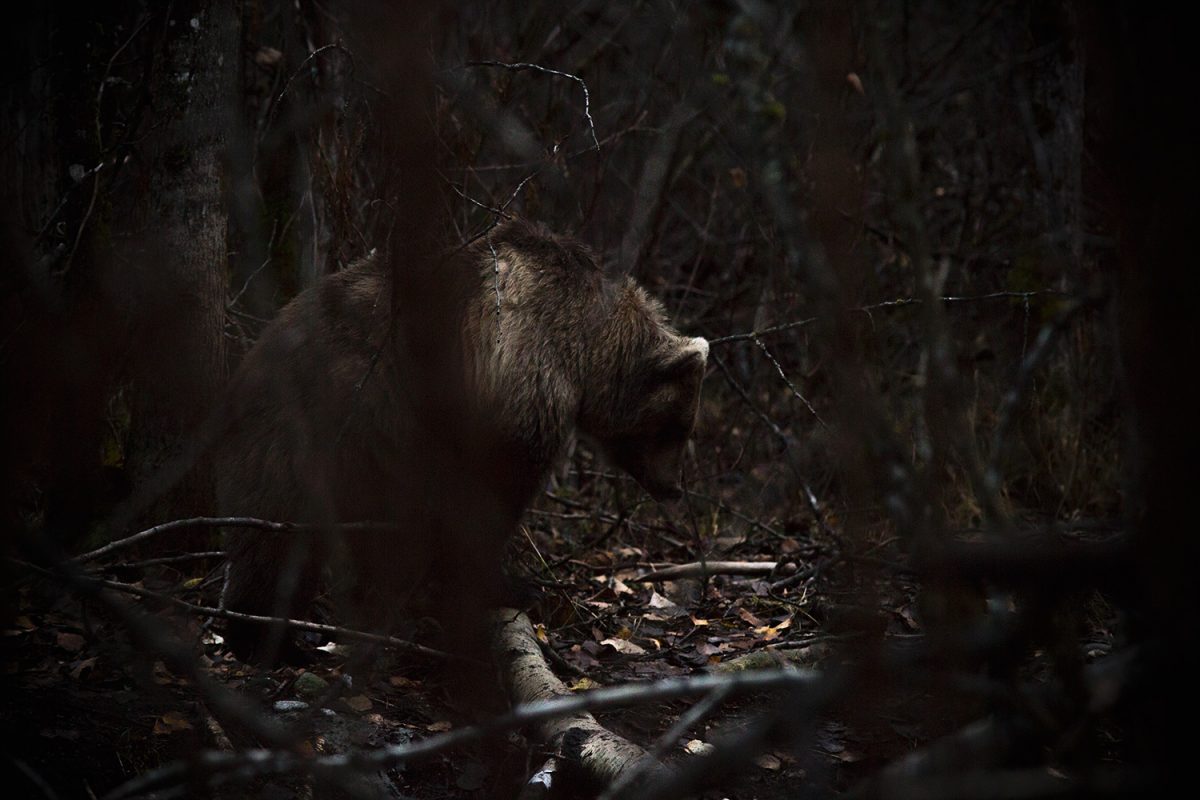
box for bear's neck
[467,302,585,514]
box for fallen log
[631,560,788,582]
[490,608,672,792]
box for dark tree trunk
[1,9,128,548]
[1083,4,1197,792]
[125,3,238,525]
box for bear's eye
[649,385,679,408]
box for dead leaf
[344,695,372,712]
[684,739,714,756]
[736,607,764,627]
[389,675,420,689]
[729,167,747,188]
[754,617,792,642]
[56,632,85,652]
[69,657,98,680]
[846,72,865,94]
[153,711,193,735]
[427,720,453,732]
[754,753,782,770]
[152,661,174,685]
[588,551,614,567]
[534,623,550,644]
[648,591,685,616]
[600,638,646,656]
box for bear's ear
[659,336,709,379]
[639,335,708,417]
[682,336,709,363]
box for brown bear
[217,220,708,662]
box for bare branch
[15,558,457,661]
[709,290,1065,346]
[632,561,783,582]
[105,665,824,799]
[75,516,399,566]
[464,60,600,152]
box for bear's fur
[218,221,707,661]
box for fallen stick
[106,663,824,799]
[491,608,672,791]
[13,558,456,661]
[75,516,398,565]
[631,561,787,582]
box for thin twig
[464,60,600,152]
[599,684,733,800]
[447,179,514,220]
[75,516,399,565]
[753,335,826,429]
[105,667,823,800]
[61,17,149,274]
[15,536,294,751]
[264,42,385,132]
[15,558,456,661]
[486,226,502,342]
[96,551,226,571]
[708,317,818,345]
[632,561,781,582]
[709,290,1063,346]
[458,170,539,250]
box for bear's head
[581,282,709,501]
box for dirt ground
[1,485,1122,798]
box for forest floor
[2,484,1121,799]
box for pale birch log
[490,608,672,791]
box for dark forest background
[2,1,1194,798]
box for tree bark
[125,3,238,527]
